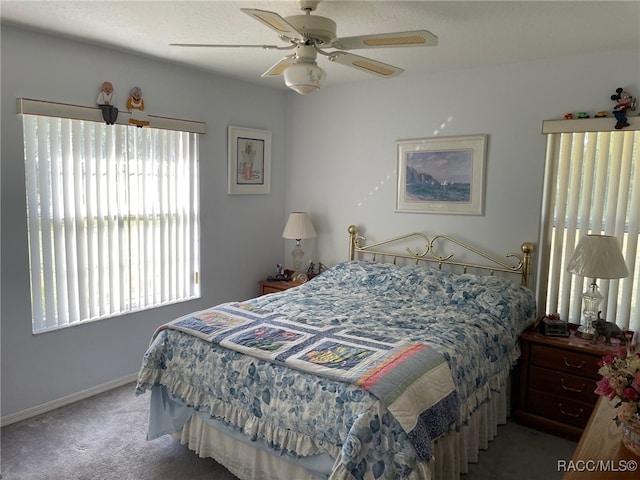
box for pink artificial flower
[623,387,639,401]
[599,354,616,367]
[595,377,617,400]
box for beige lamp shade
[567,235,629,279]
[282,212,316,240]
[282,212,316,272]
[567,234,628,340]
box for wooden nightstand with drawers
[258,280,297,295]
[258,274,318,295]
[515,327,626,442]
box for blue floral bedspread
[155,301,459,461]
[136,260,536,480]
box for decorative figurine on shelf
[307,262,316,275]
[97,81,118,125]
[610,87,636,130]
[127,86,150,128]
[591,312,627,345]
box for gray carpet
[1,382,576,480]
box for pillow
[446,273,530,318]
[317,260,433,294]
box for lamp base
[291,242,304,273]
[575,321,596,340]
[575,281,602,341]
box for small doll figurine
[127,86,149,127]
[610,87,636,129]
[97,81,118,125]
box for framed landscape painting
[396,134,487,215]
[228,126,271,194]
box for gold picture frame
[396,134,487,215]
[228,126,271,195]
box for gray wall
[2,23,639,420]
[1,25,288,419]
[284,51,640,269]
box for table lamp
[282,212,316,272]
[566,234,629,339]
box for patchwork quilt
[136,260,537,480]
[159,301,460,459]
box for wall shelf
[16,97,206,134]
[542,115,640,134]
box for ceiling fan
[170,0,437,95]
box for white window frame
[538,118,639,332]
[19,99,203,333]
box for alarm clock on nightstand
[538,313,570,337]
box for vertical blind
[23,114,200,333]
[539,129,639,332]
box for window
[539,127,639,332]
[23,114,200,333]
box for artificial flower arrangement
[595,346,640,454]
[595,347,640,425]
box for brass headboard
[347,225,535,288]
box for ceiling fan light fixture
[283,61,326,95]
[175,2,438,92]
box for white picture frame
[228,126,271,195]
[396,134,487,215]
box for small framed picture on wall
[228,125,271,194]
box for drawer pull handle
[563,357,585,369]
[558,403,583,418]
[560,379,586,393]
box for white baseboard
[0,372,139,427]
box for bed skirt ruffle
[174,377,509,480]
[429,378,508,479]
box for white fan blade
[170,43,283,49]
[328,52,403,78]
[261,55,297,77]
[241,8,304,40]
[334,30,438,50]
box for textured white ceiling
[2,1,639,91]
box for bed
[135,225,536,480]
